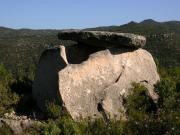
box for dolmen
[33,30,160,120]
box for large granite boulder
[58,30,146,48]
[33,31,159,120]
[59,48,159,120]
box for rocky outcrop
[58,30,146,48]
[59,48,159,120]
[33,31,159,120]
[0,111,34,135]
[0,118,32,134]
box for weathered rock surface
[0,111,33,135]
[59,48,159,120]
[58,30,146,48]
[33,31,159,121]
[0,118,32,134]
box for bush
[154,77,180,134]
[40,115,125,135]
[41,120,61,135]
[0,65,20,115]
[124,83,163,135]
[56,116,82,135]
[123,79,180,135]
[125,83,156,121]
[79,119,107,135]
[0,84,20,115]
[0,124,13,135]
[155,77,176,109]
[45,101,63,119]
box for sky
[0,0,180,29]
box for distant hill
[85,19,180,34]
[0,19,179,79]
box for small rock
[0,118,32,134]
[21,116,27,120]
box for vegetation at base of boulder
[0,64,20,116]
[0,61,180,134]
[0,64,38,116]
[154,68,180,134]
[125,83,157,121]
[123,67,180,135]
[45,101,64,119]
[22,115,125,135]
[23,68,179,135]
[0,124,13,135]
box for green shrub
[125,83,156,121]
[45,101,63,119]
[0,65,20,115]
[0,84,19,115]
[107,120,125,135]
[40,115,125,135]
[124,83,162,135]
[154,77,180,134]
[0,124,13,135]
[57,117,124,135]
[155,77,176,108]
[41,120,61,135]
[76,118,124,135]
[79,119,107,135]
[56,116,82,135]
[124,79,180,135]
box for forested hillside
[0,28,59,78]
[0,19,180,80]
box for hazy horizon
[1,19,180,30]
[1,0,180,29]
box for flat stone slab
[58,30,146,48]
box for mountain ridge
[1,19,180,32]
